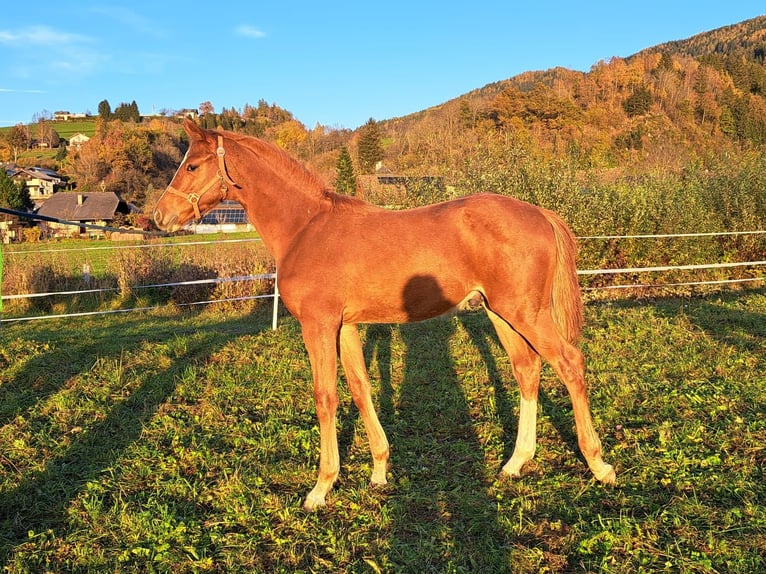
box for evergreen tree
[334,146,357,195]
[357,118,383,174]
[0,170,33,212]
[657,51,675,72]
[113,101,141,122]
[623,85,653,117]
[98,99,112,120]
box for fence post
[272,269,279,330]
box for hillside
[371,15,766,180]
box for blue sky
[1,2,763,130]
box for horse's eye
[187,164,198,172]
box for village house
[67,132,91,150]
[53,111,88,121]
[6,165,72,205]
[36,191,133,237]
[174,109,199,120]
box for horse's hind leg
[486,310,541,477]
[523,316,615,483]
[489,307,615,484]
[339,323,390,486]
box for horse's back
[278,193,561,324]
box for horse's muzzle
[153,208,179,232]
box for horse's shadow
[342,276,584,571]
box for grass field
[0,288,764,572]
[0,120,96,140]
[0,119,96,164]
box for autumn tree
[36,118,60,148]
[6,124,30,162]
[334,146,357,195]
[357,118,384,174]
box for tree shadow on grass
[0,305,272,562]
[669,287,766,353]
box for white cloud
[90,6,166,38]
[235,24,266,39]
[0,25,104,80]
[0,25,91,46]
[0,88,45,93]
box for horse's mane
[224,129,373,212]
[225,131,327,193]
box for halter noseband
[166,135,239,220]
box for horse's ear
[183,118,206,141]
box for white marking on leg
[502,395,537,476]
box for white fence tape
[0,273,276,301]
[579,230,766,240]
[1,231,764,325]
[578,260,766,275]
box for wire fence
[1,230,764,326]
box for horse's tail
[542,209,584,344]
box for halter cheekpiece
[166,135,238,220]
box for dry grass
[1,234,275,316]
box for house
[175,109,199,120]
[36,191,132,237]
[7,166,71,204]
[68,132,91,149]
[188,200,254,234]
[54,111,88,121]
[357,165,444,207]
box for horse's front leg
[339,323,389,486]
[301,322,341,511]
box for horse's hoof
[595,465,617,485]
[302,493,327,512]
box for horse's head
[153,119,238,232]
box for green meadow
[0,287,764,572]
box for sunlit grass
[0,289,764,572]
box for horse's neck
[232,158,324,264]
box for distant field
[0,288,764,572]
[50,119,96,139]
[0,119,96,163]
[0,119,95,139]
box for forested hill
[374,15,766,179]
[645,15,766,60]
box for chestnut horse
[154,119,615,510]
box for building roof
[29,166,68,180]
[9,167,64,183]
[37,192,129,222]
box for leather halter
[165,135,238,219]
